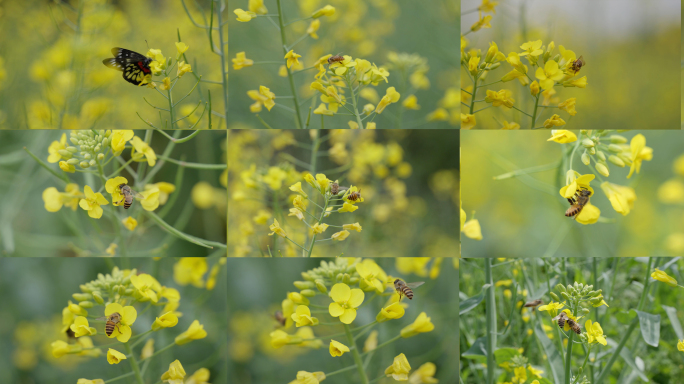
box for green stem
[484,258,496,384]
[469,72,480,114]
[564,331,574,384]
[155,155,226,169]
[344,323,369,384]
[530,94,540,129]
[124,342,144,384]
[141,341,175,362]
[347,74,365,129]
[215,0,230,129]
[360,334,401,356]
[104,371,135,384]
[276,0,303,129]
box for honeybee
[552,312,581,334]
[327,53,345,67]
[331,182,340,195]
[394,279,425,300]
[274,310,286,327]
[117,184,143,209]
[346,189,362,202]
[66,328,76,341]
[523,299,543,311]
[565,187,592,219]
[96,312,123,336]
[569,55,585,73]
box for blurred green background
[460,257,684,383]
[0,130,227,257]
[462,130,684,258]
[461,0,680,130]
[227,257,458,383]
[227,129,459,257]
[0,257,227,384]
[0,0,226,130]
[227,0,459,129]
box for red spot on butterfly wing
[138,61,151,74]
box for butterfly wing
[123,63,148,85]
[112,47,148,62]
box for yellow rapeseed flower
[375,87,401,114]
[161,360,186,383]
[284,50,302,69]
[130,136,157,166]
[122,216,138,231]
[110,130,134,154]
[47,134,68,163]
[520,40,543,57]
[484,89,514,108]
[627,134,653,179]
[329,340,349,357]
[70,316,96,337]
[291,305,319,327]
[307,20,320,39]
[543,114,566,128]
[312,5,335,18]
[104,303,137,342]
[234,9,256,22]
[106,348,127,364]
[461,113,476,129]
[547,130,577,144]
[288,371,326,384]
[471,13,492,32]
[409,362,439,383]
[401,312,435,338]
[329,283,364,324]
[536,60,564,90]
[585,320,607,346]
[175,320,207,345]
[376,302,405,322]
[600,182,636,216]
[559,98,577,116]
[332,230,350,241]
[651,269,678,287]
[385,353,411,380]
[463,219,482,240]
[78,186,109,219]
[677,340,684,351]
[174,258,208,287]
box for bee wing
[405,282,425,289]
[94,316,108,321]
[578,55,585,65]
[551,313,565,321]
[131,190,146,199]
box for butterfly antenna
[145,40,150,49]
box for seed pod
[488,62,501,70]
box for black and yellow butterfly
[102,47,153,86]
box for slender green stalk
[155,155,227,169]
[104,371,135,384]
[469,72,480,114]
[346,74,365,129]
[276,0,303,129]
[141,340,176,362]
[344,323,369,384]
[484,258,496,384]
[530,94,540,128]
[215,0,230,129]
[124,342,144,384]
[564,331,574,384]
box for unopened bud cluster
[63,130,112,169]
[75,266,136,306]
[577,130,631,178]
[554,281,605,309]
[300,259,361,291]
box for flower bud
[608,155,625,167]
[487,62,501,70]
[79,301,94,308]
[593,289,602,296]
[97,153,105,161]
[581,152,590,165]
[67,158,79,165]
[549,292,560,301]
[596,151,606,161]
[555,284,566,293]
[581,139,594,148]
[581,308,590,314]
[124,288,134,296]
[92,291,104,305]
[294,281,314,290]
[89,159,97,167]
[70,137,80,145]
[349,277,359,285]
[343,273,351,284]
[596,162,610,177]
[608,144,623,153]
[315,280,327,293]
[588,147,596,155]
[300,289,316,297]
[80,161,90,169]
[610,135,627,144]
[84,153,92,160]
[57,149,72,159]
[66,146,78,153]
[301,272,314,281]
[561,292,570,301]
[72,293,92,301]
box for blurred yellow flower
[600,182,636,216]
[234,9,256,22]
[513,366,527,382]
[106,348,126,365]
[313,103,334,116]
[651,269,678,287]
[559,98,577,116]
[312,5,335,18]
[174,258,208,287]
[403,94,420,110]
[185,368,210,384]
[657,179,684,204]
[131,273,161,303]
[506,52,527,74]
[47,134,68,163]
[130,136,157,166]
[77,380,104,384]
[385,353,411,380]
[289,181,308,197]
[175,320,207,345]
[461,113,476,129]
[288,371,326,384]
[160,77,171,90]
[463,219,482,240]
[563,76,587,88]
[332,230,350,241]
[329,340,349,357]
[139,187,160,211]
[175,42,189,57]
[364,330,378,352]
[678,340,684,352]
[409,362,439,383]
[329,283,364,324]
[78,186,109,219]
[471,13,492,32]
[543,114,566,128]
[484,89,514,108]
[232,52,254,70]
[248,0,268,14]
[177,61,192,77]
[401,312,434,338]
[375,87,401,114]
[247,85,276,112]
[269,219,287,238]
[627,134,653,179]
[307,20,320,39]
[343,223,362,232]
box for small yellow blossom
[177,61,192,77]
[651,269,678,287]
[122,216,138,231]
[536,60,564,90]
[131,273,161,302]
[175,320,207,345]
[563,76,587,88]
[343,223,362,232]
[311,223,329,234]
[288,371,326,384]
[409,362,439,383]
[289,182,308,197]
[403,95,420,110]
[538,301,564,317]
[232,52,254,70]
[461,113,476,129]
[307,20,320,39]
[677,340,684,351]
[375,87,401,114]
[111,130,134,154]
[139,187,160,211]
[502,120,520,130]
[161,360,186,384]
[471,13,492,32]
[543,114,566,128]
[329,340,349,357]
[106,349,127,365]
[77,380,105,384]
[104,303,137,342]
[269,219,287,238]
[376,302,405,322]
[329,283,364,324]
[547,130,577,144]
[338,202,359,213]
[78,186,109,219]
[401,312,435,338]
[312,5,335,18]
[174,258,208,287]
[285,50,302,69]
[160,77,171,90]
[600,182,636,216]
[291,305,319,327]
[463,219,482,240]
[70,316,96,337]
[484,89,514,108]
[385,353,411,380]
[247,85,276,112]
[47,134,68,163]
[314,103,334,116]
[627,134,653,179]
[332,230,350,241]
[585,320,607,346]
[130,136,157,166]
[520,40,543,57]
[559,98,577,116]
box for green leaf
[607,338,649,382]
[662,305,684,340]
[459,284,489,315]
[494,348,520,364]
[462,337,487,363]
[615,310,637,325]
[634,310,660,347]
[533,320,565,384]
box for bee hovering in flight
[394,279,425,300]
[274,311,286,327]
[117,184,144,209]
[523,299,543,311]
[565,187,592,219]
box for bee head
[393,278,402,284]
